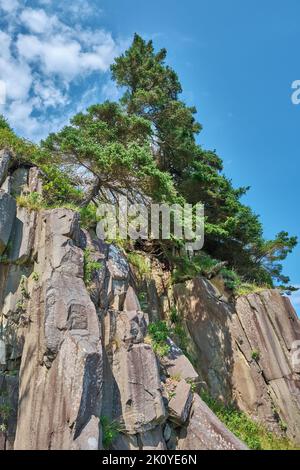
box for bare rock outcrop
[0,192,16,255]
[178,394,248,450]
[174,277,300,444]
[6,163,295,450]
[13,209,103,450]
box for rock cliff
[173,279,300,444]
[0,159,299,450]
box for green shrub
[170,306,179,324]
[148,321,171,357]
[137,291,148,311]
[16,192,45,211]
[32,272,39,282]
[0,391,13,434]
[100,416,122,449]
[172,252,219,284]
[235,283,269,297]
[220,268,241,291]
[83,249,102,286]
[79,203,99,230]
[251,350,260,362]
[201,391,299,450]
[127,252,150,279]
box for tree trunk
[79,177,102,207]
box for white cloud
[290,286,300,306]
[0,32,32,101]
[0,0,19,13]
[64,0,99,18]
[102,80,121,101]
[0,1,125,140]
[20,8,58,34]
[288,286,300,317]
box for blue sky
[0,0,299,313]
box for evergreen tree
[0,34,297,288]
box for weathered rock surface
[13,209,103,450]
[0,150,12,188]
[0,191,16,255]
[160,338,199,384]
[2,164,299,450]
[178,394,248,450]
[168,379,193,425]
[174,277,300,443]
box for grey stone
[174,277,300,444]
[168,380,193,425]
[10,168,28,196]
[109,342,166,434]
[163,422,172,442]
[72,416,100,450]
[0,191,16,255]
[139,426,166,450]
[178,394,248,450]
[13,208,103,450]
[9,207,37,263]
[123,286,141,311]
[0,150,12,187]
[160,338,199,383]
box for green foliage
[79,203,99,229]
[41,164,83,205]
[148,321,171,357]
[172,323,189,353]
[32,272,40,282]
[201,392,299,450]
[127,252,150,279]
[220,268,241,291]
[137,291,148,311]
[83,249,102,286]
[100,416,122,449]
[16,191,80,213]
[251,350,260,362]
[172,252,219,284]
[111,34,201,179]
[170,306,179,324]
[235,283,268,296]
[0,33,297,288]
[0,391,13,434]
[16,192,45,211]
[111,36,297,287]
[42,102,177,206]
[0,115,11,131]
[20,275,30,300]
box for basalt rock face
[0,163,247,450]
[174,278,300,444]
[4,162,300,449]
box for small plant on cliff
[201,391,298,450]
[20,276,30,300]
[169,306,179,324]
[79,203,99,230]
[171,252,219,284]
[147,321,171,357]
[16,192,45,212]
[219,268,241,291]
[235,282,269,297]
[32,272,40,282]
[100,416,122,449]
[83,248,102,286]
[251,350,260,362]
[137,291,148,311]
[0,391,12,436]
[127,252,151,280]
